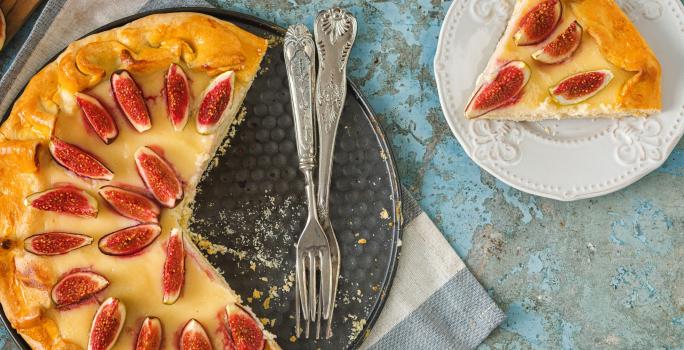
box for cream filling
[474,0,635,119]
[21,67,255,349]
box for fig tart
[465,0,661,121]
[0,13,281,350]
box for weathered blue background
[1,1,683,349]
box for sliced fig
[549,70,614,105]
[135,317,163,350]
[166,64,191,131]
[134,146,183,208]
[49,137,113,180]
[514,0,562,46]
[98,224,161,256]
[532,21,583,64]
[162,228,185,304]
[99,186,160,223]
[76,93,118,144]
[195,70,235,134]
[111,70,152,132]
[25,186,98,217]
[51,271,109,307]
[465,61,531,118]
[226,304,265,350]
[24,232,93,256]
[180,319,213,350]
[88,297,126,350]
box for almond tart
[0,12,281,350]
[464,0,661,121]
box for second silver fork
[284,24,333,340]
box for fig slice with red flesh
[98,186,160,223]
[49,137,113,180]
[195,70,235,134]
[25,232,93,256]
[76,93,118,144]
[51,271,109,307]
[532,21,583,64]
[549,70,614,105]
[225,304,265,350]
[465,61,531,118]
[166,63,191,131]
[111,70,152,132]
[162,228,185,304]
[88,297,126,350]
[514,0,563,46]
[98,224,161,256]
[135,317,163,350]
[135,146,183,208]
[180,319,213,350]
[25,186,98,217]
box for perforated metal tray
[0,8,402,350]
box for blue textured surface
[1,1,683,349]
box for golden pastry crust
[569,0,661,111]
[0,12,279,350]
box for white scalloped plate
[434,0,684,201]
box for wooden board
[1,0,42,47]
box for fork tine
[319,249,332,320]
[296,251,309,322]
[315,287,322,340]
[308,251,317,322]
[295,281,302,338]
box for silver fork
[314,7,357,338]
[284,24,333,340]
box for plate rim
[0,7,403,350]
[433,0,684,202]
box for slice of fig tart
[0,13,280,350]
[465,0,661,121]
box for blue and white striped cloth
[0,1,505,349]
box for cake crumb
[380,208,389,220]
[358,238,367,245]
[289,336,297,343]
[263,297,271,310]
[260,318,270,326]
[252,289,262,299]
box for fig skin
[514,0,563,46]
[51,271,109,308]
[24,232,93,256]
[25,185,99,218]
[165,63,191,131]
[111,70,152,133]
[49,137,114,180]
[195,70,236,134]
[549,70,614,105]
[465,61,531,118]
[180,319,213,350]
[75,92,119,144]
[134,146,184,208]
[87,297,126,350]
[532,21,583,64]
[225,304,265,350]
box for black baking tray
[0,8,402,350]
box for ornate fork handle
[315,8,357,209]
[314,7,357,336]
[284,24,317,172]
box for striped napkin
[0,1,505,349]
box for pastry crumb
[252,289,262,299]
[379,208,389,220]
[358,238,367,245]
[289,336,297,343]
